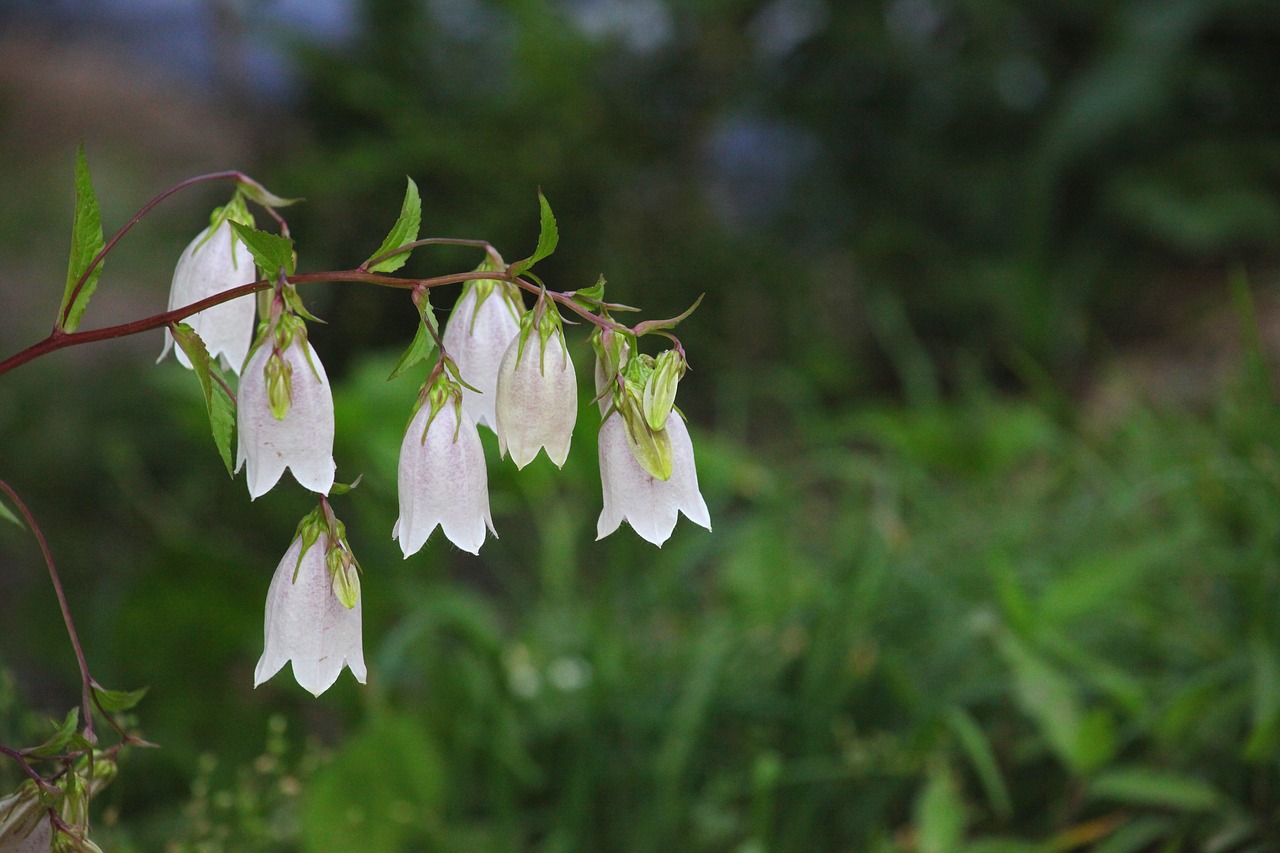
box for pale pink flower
[159,219,257,374]
[254,532,366,697]
[236,333,336,498]
[394,397,496,556]
[597,410,711,546]
[495,328,578,468]
[441,281,522,431]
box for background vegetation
[3,0,1280,849]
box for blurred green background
[3,0,1280,849]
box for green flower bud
[643,350,684,432]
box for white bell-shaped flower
[254,531,366,697]
[394,385,496,556]
[441,280,522,431]
[597,410,711,546]
[495,322,578,469]
[159,218,257,375]
[236,325,336,498]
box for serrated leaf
[92,683,149,714]
[387,296,438,381]
[0,493,24,530]
[26,708,79,758]
[229,221,295,277]
[170,323,237,475]
[367,178,421,272]
[508,190,558,278]
[57,145,105,333]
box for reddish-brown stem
[0,269,508,380]
[0,745,62,796]
[58,171,247,332]
[0,482,96,745]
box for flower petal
[442,283,522,432]
[160,220,257,375]
[236,336,336,499]
[396,402,495,556]
[495,330,577,469]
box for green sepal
[24,708,79,759]
[265,350,294,420]
[91,683,149,714]
[327,476,363,497]
[643,350,684,431]
[229,221,295,277]
[282,283,324,323]
[291,508,328,582]
[508,189,558,278]
[169,323,237,475]
[366,177,422,272]
[620,400,674,481]
[329,545,361,610]
[57,145,106,334]
[0,493,25,530]
[633,293,705,337]
[237,178,301,209]
[571,275,606,311]
[388,292,439,381]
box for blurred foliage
[5,331,1280,848]
[268,0,1280,405]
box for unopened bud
[265,350,293,420]
[643,350,684,432]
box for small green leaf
[367,178,422,272]
[25,708,79,758]
[170,323,237,475]
[388,295,438,381]
[508,190,558,278]
[914,761,967,853]
[57,145,105,333]
[237,178,301,209]
[229,221,295,277]
[91,683,149,714]
[0,493,24,530]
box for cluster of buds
[0,751,117,853]
[155,181,710,696]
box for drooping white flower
[236,323,336,498]
[394,382,496,556]
[597,410,711,546]
[159,218,257,375]
[254,531,366,697]
[441,279,523,431]
[495,313,578,469]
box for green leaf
[387,295,438,381]
[57,145,105,333]
[229,221,295,277]
[366,177,421,273]
[508,189,558,278]
[914,761,967,853]
[91,683,149,714]
[25,708,79,758]
[170,323,237,475]
[1089,768,1223,813]
[237,178,301,209]
[0,493,24,530]
[946,707,1012,820]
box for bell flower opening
[597,409,711,547]
[394,383,496,556]
[236,326,336,498]
[254,531,366,697]
[495,315,578,469]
